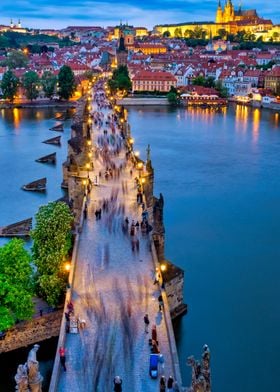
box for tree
[163,31,170,38]
[31,201,73,306]
[204,77,215,88]
[192,75,206,86]
[58,65,76,100]
[108,65,131,94]
[23,71,40,101]
[272,32,279,42]
[41,71,57,99]
[1,70,19,102]
[0,239,34,330]
[3,50,28,68]
[217,29,227,40]
[167,86,179,106]
[174,28,182,38]
[215,80,228,98]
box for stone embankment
[117,97,169,106]
[0,310,63,354]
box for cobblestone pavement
[57,101,174,392]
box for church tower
[224,0,235,22]
[215,0,223,23]
[116,33,128,66]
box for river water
[0,105,279,391]
[128,104,280,392]
[0,107,72,390]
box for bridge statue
[146,144,151,162]
[187,345,211,392]
[15,344,43,392]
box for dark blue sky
[1,0,279,29]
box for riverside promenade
[53,84,180,391]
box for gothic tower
[224,0,235,22]
[116,33,128,66]
[215,0,223,23]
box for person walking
[160,375,166,392]
[167,376,174,391]
[158,294,164,311]
[83,203,88,220]
[59,346,66,372]
[144,314,150,333]
[113,376,122,392]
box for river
[0,104,279,391]
[0,107,72,390]
[128,104,280,392]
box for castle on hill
[155,0,279,41]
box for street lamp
[64,262,71,272]
[86,162,91,176]
[137,161,143,177]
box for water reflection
[252,108,260,144]
[235,104,249,134]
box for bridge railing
[48,195,87,392]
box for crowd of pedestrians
[59,79,178,391]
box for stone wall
[0,310,63,354]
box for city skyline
[1,0,280,30]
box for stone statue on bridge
[187,345,211,392]
[15,344,43,392]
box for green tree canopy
[1,70,19,102]
[41,71,57,99]
[167,86,179,106]
[108,65,131,94]
[2,50,28,69]
[215,80,228,98]
[31,201,73,306]
[217,28,227,40]
[58,65,76,100]
[174,28,182,38]
[0,239,34,331]
[163,31,171,38]
[23,71,40,101]
[192,75,206,86]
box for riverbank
[0,100,77,109]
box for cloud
[1,0,279,29]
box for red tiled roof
[132,70,176,82]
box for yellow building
[135,27,148,37]
[134,43,167,55]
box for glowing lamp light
[88,152,93,158]
[137,162,143,169]
[129,138,134,145]
[86,163,90,170]
[87,140,92,146]
[141,178,146,184]
[82,179,87,186]
[64,262,71,272]
[135,151,140,157]
[160,264,166,272]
